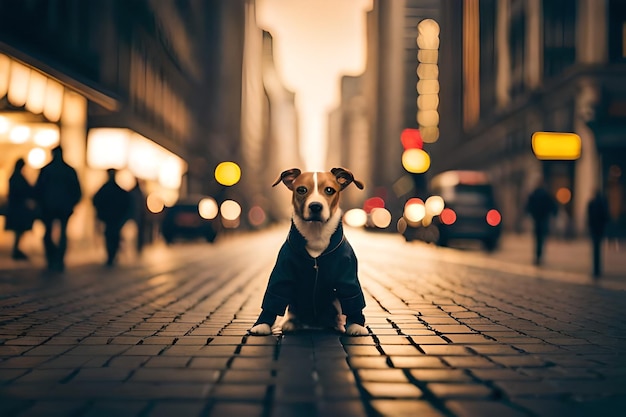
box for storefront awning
[0,41,119,112]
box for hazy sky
[257,0,373,171]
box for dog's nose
[309,202,323,213]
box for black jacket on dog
[256,221,366,328]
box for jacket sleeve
[260,243,294,316]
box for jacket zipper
[313,257,319,320]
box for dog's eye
[296,186,308,195]
[324,187,336,195]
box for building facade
[331,0,441,222]
[435,0,626,237]
[0,0,251,247]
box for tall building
[435,0,626,237]
[0,0,249,244]
[332,0,441,221]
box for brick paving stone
[220,370,274,384]
[419,345,471,356]
[206,401,264,417]
[10,400,89,417]
[209,384,268,401]
[357,369,409,383]
[130,368,221,383]
[2,228,626,416]
[388,355,448,369]
[13,368,76,383]
[370,399,446,417]
[379,345,423,355]
[361,382,423,398]
[347,356,391,369]
[442,356,500,369]
[426,382,495,399]
[186,357,229,369]
[410,369,473,383]
[445,400,530,417]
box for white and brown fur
[249,167,368,336]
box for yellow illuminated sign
[531,132,581,160]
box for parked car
[161,195,218,244]
[431,170,502,251]
[401,170,502,251]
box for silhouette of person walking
[587,190,610,278]
[525,180,557,265]
[34,145,82,272]
[5,158,37,260]
[93,169,132,266]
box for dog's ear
[272,168,301,190]
[331,167,364,190]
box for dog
[249,167,369,336]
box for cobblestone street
[1,226,625,417]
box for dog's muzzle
[306,202,324,221]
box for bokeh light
[27,147,47,169]
[363,197,385,213]
[401,128,423,150]
[402,148,430,173]
[248,205,267,227]
[344,208,367,227]
[425,195,445,216]
[215,162,241,186]
[146,193,165,214]
[404,199,425,223]
[370,207,392,228]
[439,208,456,225]
[486,209,502,226]
[555,187,572,205]
[9,125,30,144]
[199,197,219,220]
[220,200,242,221]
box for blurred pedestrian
[34,145,82,272]
[525,180,557,265]
[93,169,132,266]
[587,189,610,278]
[129,179,147,255]
[5,158,37,260]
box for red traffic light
[401,128,423,150]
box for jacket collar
[287,220,345,258]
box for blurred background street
[1,0,626,416]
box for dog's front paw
[249,323,272,335]
[345,323,369,336]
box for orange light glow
[555,187,571,205]
[146,193,165,214]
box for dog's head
[273,167,364,222]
